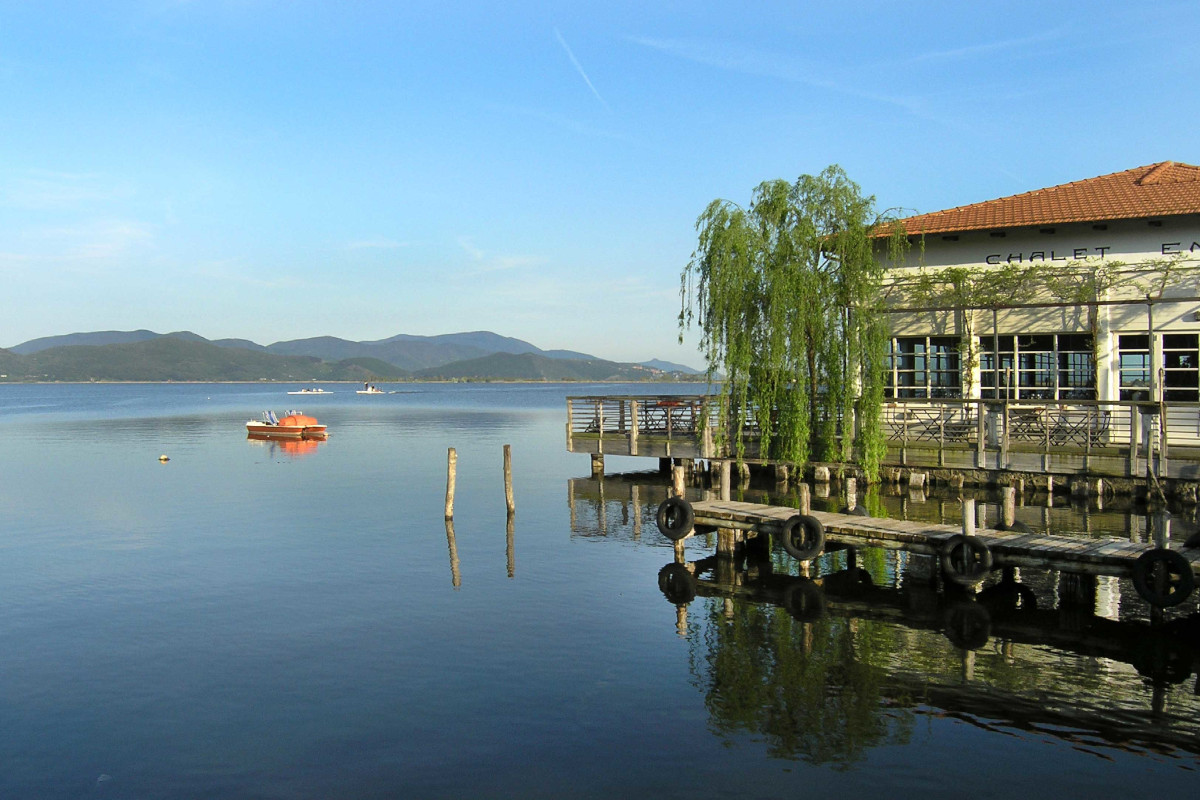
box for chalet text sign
[984,240,1200,265]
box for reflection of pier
[663,552,1200,759]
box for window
[1119,334,1150,401]
[1162,333,1199,401]
[982,333,1094,400]
[886,337,960,399]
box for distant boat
[356,384,386,395]
[287,387,333,395]
[245,410,328,439]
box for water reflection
[245,434,327,458]
[569,472,1200,767]
[660,551,1200,765]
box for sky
[2,1,1199,366]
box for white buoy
[159,454,170,462]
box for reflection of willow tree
[691,602,914,766]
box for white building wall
[883,214,1200,404]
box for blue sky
[2,1,1198,366]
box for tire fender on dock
[940,534,993,587]
[656,497,695,541]
[781,514,825,562]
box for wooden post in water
[445,447,457,519]
[798,483,811,516]
[672,464,686,497]
[1002,486,1016,528]
[444,518,461,589]
[961,497,976,537]
[503,444,515,515]
[506,514,515,579]
[719,461,731,502]
[845,477,857,511]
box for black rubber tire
[943,600,991,651]
[1131,548,1196,608]
[940,534,994,587]
[978,580,1038,615]
[992,520,1033,533]
[656,497,695,542]
[781,514,825,562]
[657,563,697,604]
[1132,631,1192,685]
[782,578,826,622]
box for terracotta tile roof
[893,161,1200,235]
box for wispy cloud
[347,238,407,250]
[25,219,154,260]
[629,36,918,111]
[555,28,611,112]
[3,170,133,211]
[458,236,485,261]
[456,236,540,274]
[485,101,629,141]
[903,30,1065,65]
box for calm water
[1,383,1198,798]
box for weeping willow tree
[679,166,907,480]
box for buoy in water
[158,454,170,462]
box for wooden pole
[445,447,457,519]
[444,518,461,589]
[961,497,976,537]
[798,483,811,516]
[506,514,515,578]
[503,444,515,515]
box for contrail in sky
[555,28,610,111]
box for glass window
[1163,333,1199,402]
[886,336,960,399]
[982,334,1093,400]
[1119,334,1151,402]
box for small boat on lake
[357,383,386,395]
[287,387,333,395]
[245,410,328,439]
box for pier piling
[503,444,515,514]
[445,447,457,519]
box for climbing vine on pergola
[679,165,908,480]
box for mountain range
[0,330,704,383]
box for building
[884,162,1200,404]
[877,162,1200,482]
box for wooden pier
[657,497,1200,609]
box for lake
[1,382,1198,798]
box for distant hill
[2,328,703,382]
[4,338,407,382]
[263,330,600,371]
[11,329,164,354]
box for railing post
[566,398,574,450]
[1156,371,1166,482]
[938,409,946,467]
[629,399,639,456]
[1001,403,1010,469]
[1129,404,1141,478]
[976,400,985,467]
[596,399,604,454]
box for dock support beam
[591,453,604,477]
